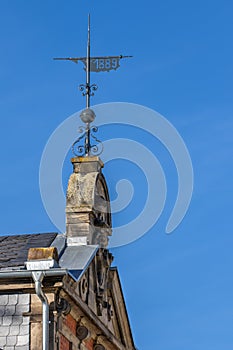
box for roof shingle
[0,233,57,269]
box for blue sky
[0,1,233,349]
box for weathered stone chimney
[66,156,112,247]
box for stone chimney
[66,156,112,247]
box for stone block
[27,247,58,261]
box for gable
[71,249,135,349]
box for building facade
[0,156,136,350]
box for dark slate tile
[0,233,58,269]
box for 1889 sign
[81,57,121,72]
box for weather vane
[54,14,132,156]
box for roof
[0,233,57,269]
[0,232,98,282]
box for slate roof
[0,233,58,269]
[0,233,98,284]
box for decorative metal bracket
[72,125,103,157]
[79,83,98,97]
[72,108,103,157]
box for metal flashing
[50,233,66,257]
[59,244,98,278]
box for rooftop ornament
[54,14,132,157]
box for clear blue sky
[0,1,233,349]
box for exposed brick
[63,314,77,335]
[60,334,71,350]
[84,338,94,350]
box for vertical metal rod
[85,14,91,156]
[85,123,91,155]
[86,13,91,108]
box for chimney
[66,156,112,247]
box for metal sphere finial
[72,107,102,157]
[80,108,96,124]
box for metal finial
[72,122,103,157]
[54,14,132,157]
[84,14,96,109]
[53,14,132,104]
[77,15,98,109]
[72,108,103,157]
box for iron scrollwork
[79,83,98,97]
[72,125,103,157]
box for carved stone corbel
[95,249,113,317]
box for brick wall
[63,314,77,336]
[58,313,96,350]
[59,334,72,350]
[83,338,94,350]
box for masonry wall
[29,290,112,350]
[56,289,118,350]
[57,308,102,350]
